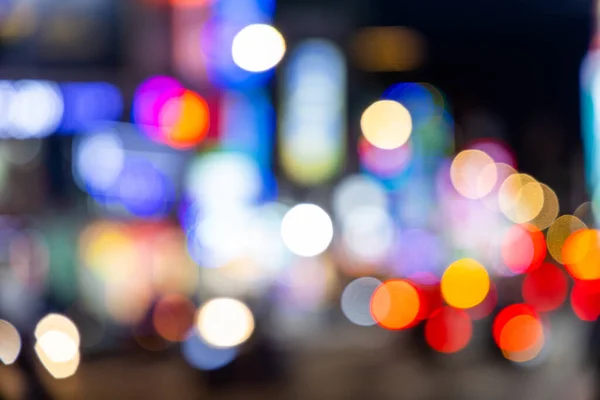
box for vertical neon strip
[280,39,346,186]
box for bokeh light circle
[498,174,544,224]
[547,215,586,264]
[522,263,568,312]
[501,224,546,275]
[232,24,286,72]
[0,320,20,365]
[196,298,254,348]
[281,203,333,257]
[425,307,472,354]
[340,277,381,326]
[370,280,420,330]
[441,259,490,309]
[562,229,600,281]
[450,149,496,199]
[360,100,412,150]
[153,294,196,342]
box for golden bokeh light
[562,229,600,280]
[529,184,559,230]
[498,314,543,353]
[441,258,490,309]
[498,174,544,224]
[196,298,255,348]
[370,280,421,330]
[360,100,412,150]
[547,215,587,264]
[450,150,497,199]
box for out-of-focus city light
[501,224,546,275]
[74,131,125,194]
[35,346,80,380]
[332,175,388,222]
[498,313,543,354]
[370,280,420,330]
[0,80,64,138]
[529,184,559,230]
[450,149,497,199]
[280,39,346,185]
[34,313,81,379]
[340,277,381,326]
[492,304,537,346]
[340,206,394,263]
[441,258,490,309]
[196,298,255,348]
[393,229,446,278]
[351,26,426,72]
[185,151,264,211]
[480,163,517,212]
[132,76,210,149]
[281,204,333,257]
[182,331,237,370]
[562,228,600,280]
[59,82,123,132]
[232,24,285,72]
[571,279,600,321]
[522,263,568,312]
[546,215,586,264]
[425,307,472,354]
[360,100,412,150]
[0,320,20,365]
[153,294,196,342]
[498,174,544,224]
[359,137,412,178]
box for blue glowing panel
[279,39,346,185]
[59,82,123,133]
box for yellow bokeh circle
[441,258,490,309]
[360,100,412,150]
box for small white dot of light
[280,203,334,257]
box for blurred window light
[196,298,254,348]
[59,82,123,132]
[498,174,544,224]
[182,330,237,370]
[0,80,64,139]
[332,174,388,223]
[74,131,125,195]
[441,258,490,309]
[351,27,425,72]
[280,203,333,257]
[522,262,568,312]
[0,320,21,365]
[340,277,381,326]
[341,206,394,263]
[370,279,420,330]
[232,24,285,72]
[546,215,586,264]
[425,307,472,354]
[450,149,497,199]
[360,100,412,150]
[280,39,346,185]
